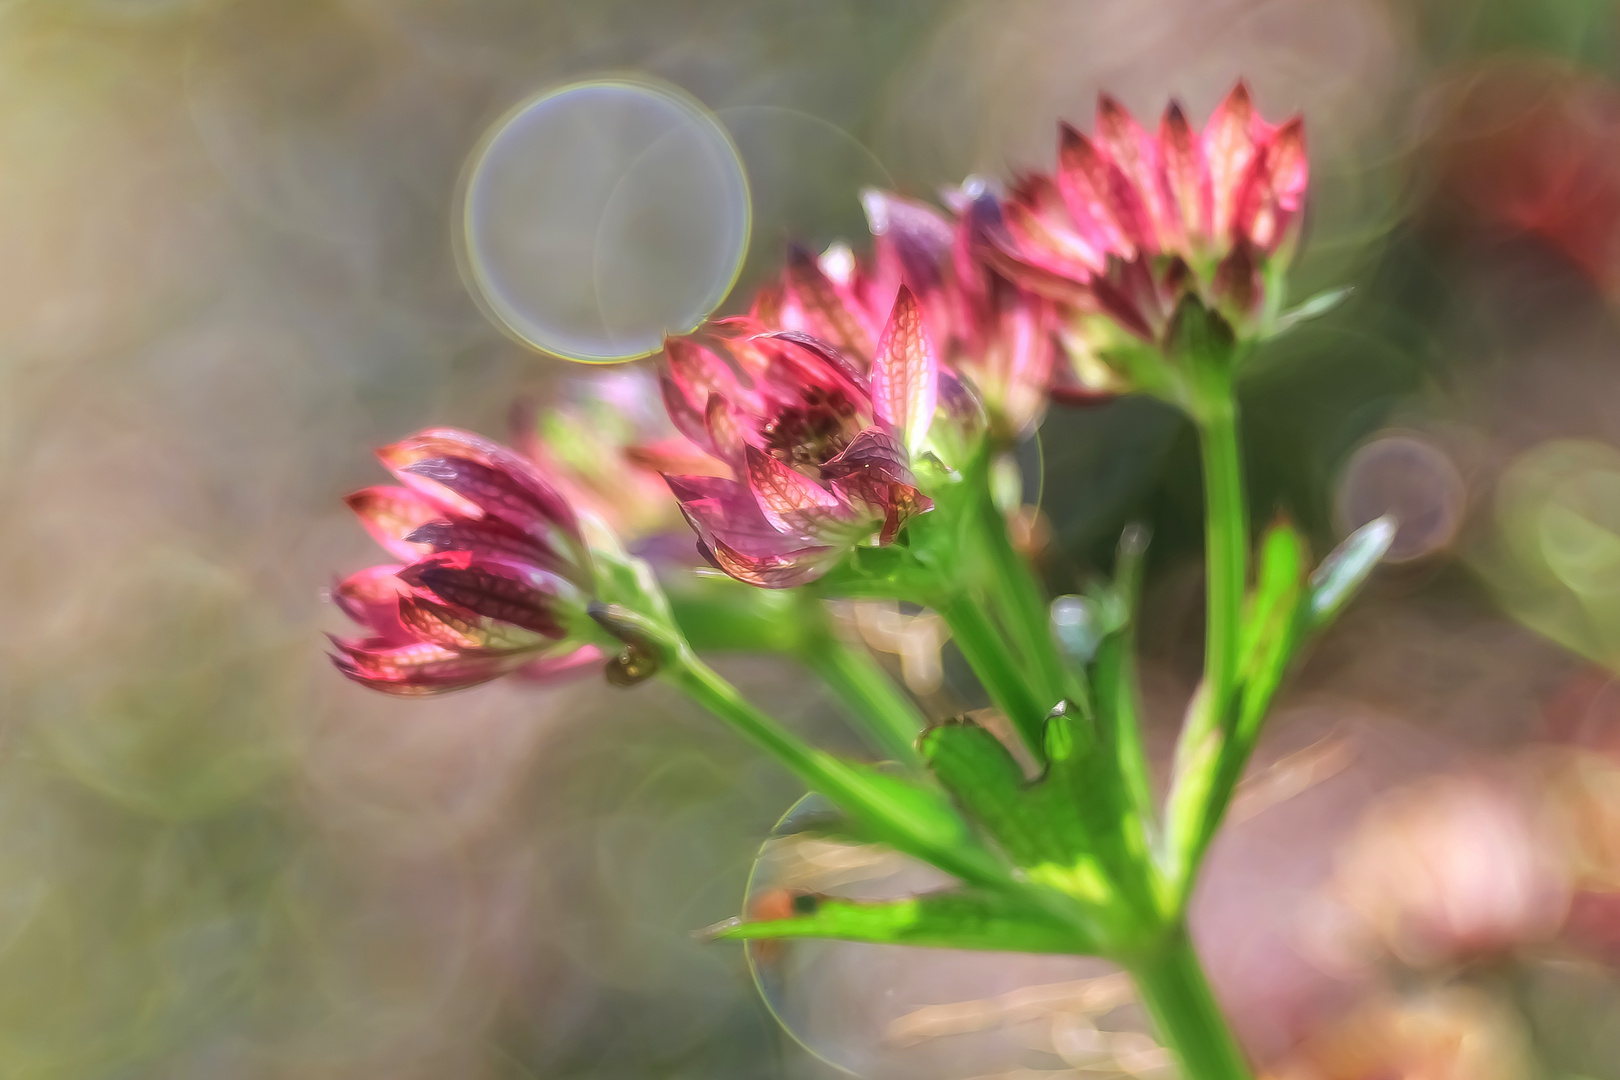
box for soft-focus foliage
[10,0,1620,1078]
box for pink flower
[754,189,1060,438]
[659,288,937,587]
[972,82,1308,390]
[331,429,602,695]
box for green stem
[803,631,927,767]
[968,462,1075,716]
[936,591,1049,752]
[1197,398,1248,724]
[662,646,1004,888]
[1129,924,1253,1080]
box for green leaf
[1237,518,1309,744]
[703,888,1093,954]
[1309,515,1395,629]
[1272,285,1353,336]
[921,721,1061,867]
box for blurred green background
[7,1,1620,1077]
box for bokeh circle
[461,78,750,363]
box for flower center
[762,388,864,471]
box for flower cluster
[332,429,603,694]
[331,80,1314,681]
[970,82,1307,399]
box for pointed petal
[404,516,563,574]
[869,285,939,455]
[708,536,838,588]
[345,485,440,562]
[380,429,579,545]
[664,472,805,554]
[1236,116,1307,250]
[1057,119,1155,256]
[1096,94,1179,251]
[819,427,931,543]
[704,391,750,467]
[783,245,877,361]
[660,372,714,454]
[665,337,744,416]
[1003,173,1108,279]
[332,564,413,643]
[329,636,526,695]
[398,552,571,638]
[861,188,954,300]
[1159,100,1209,245]
[744,445,852,539]
[1204,81,1260,242]
[397,593,549,652]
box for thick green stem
[1197,399,1248,724]
[803,632,927,767]
[1130,924,1253,1080]
[937,591,1048,752]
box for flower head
[659,288,938,587]
[331,429,603,694]
[973,82,1308,401]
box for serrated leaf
[921,722,1058,867]
[1273,285,1352,336]
[1309,515,1395,629]
[703,887,1092,954]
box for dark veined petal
[869,285,939,456]
[704,391,751,467]
[404,516,566,576]
[396,593,551,652]
[345,485,440,562]
[379,428,580,545]
[660,371,714,454]
[328,636,531,695]
[758,331,869,404]
[743,445,855,540]
[819,427,933,544]
[332,564,413,644]
[397,551,572,638]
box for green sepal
[703,888,1093,954]
[1308,515,1395,630]
[1270,285,1353,338]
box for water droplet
[461,78,749,362]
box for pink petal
[782,245,877,361]
[1203,81,1260,243]
[329,636,528,695]
[744,445,851,538]
[397,593,548,652]
[1003,174,1109,279]
[1057,120,1155,257]
[707,536,839,588]
[1159,101,1209,246]
[1096,94,1180,252]
[403,516,564,575]
[345,485,440,562]
[332,564,413,644]
[861,188,954,302]
[665,473,807,555]
[819,427,931,542]
[380,428,579,546]
[869,285,939,456]
[398,552,571,638]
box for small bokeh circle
[1335,432,1468,564]
[461,78,750,363]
